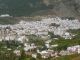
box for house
[0,14,11,17]
[32,54,37,58]
[24,43,37,52]
[38,50,55,58]
[67,45,80,54]
[59,50,72,56]
[63,32,72,39]
[13,50,21,56]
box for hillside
[0,0,80,18]
[0,0,48,16]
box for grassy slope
[0,17,20,24]
[54,54,80,60]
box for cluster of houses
[13,44,80,58]
[0,17,80,42]
[0,17,80,58]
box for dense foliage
[0,41,23,60]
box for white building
[67,45,80,54]
[0,14,10,17]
